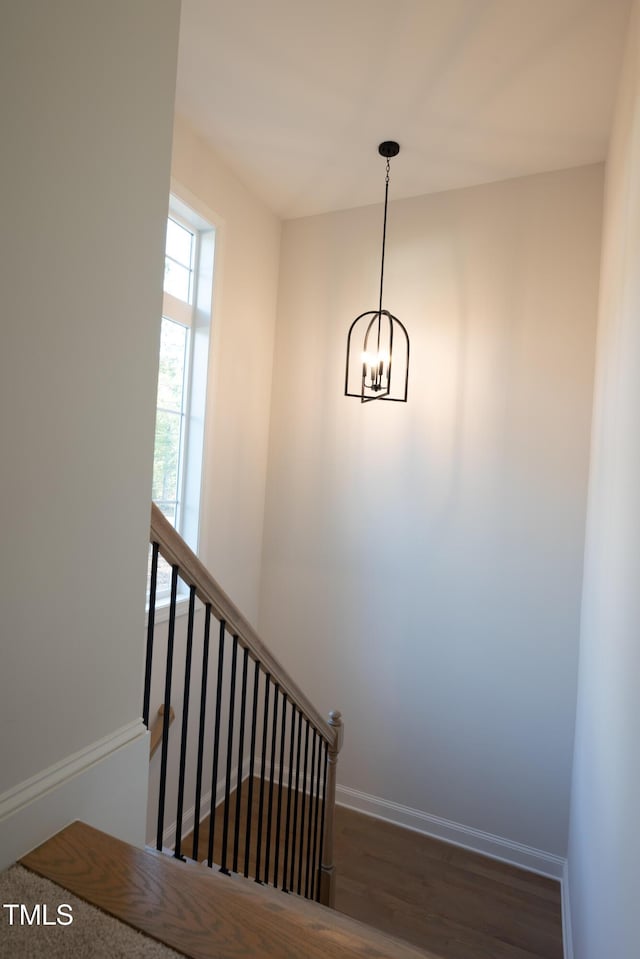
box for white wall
[0,1,180,865]
[567,1,640,954]
[259,165,602,861]
[171,115,281,625]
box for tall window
[152,198,214,574]
[153,215,196,531]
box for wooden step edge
[20,821,440,959]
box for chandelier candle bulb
[361,348,391,391]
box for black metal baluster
[297,718,310,893]
[315,742,329,902]
[254,673,270,883]
[220,634,238,875]
[156,564,179,851]
[263,685,279,884]
[310,734,324,901]
[305,729,317,898]
[273,695,287,888]
[289,709,303,891]
[281,705,297,891]
[192,603,211,861]
[206,620,226,868]
[244,659,260,878]
[174,584,196,860]
[143,542,159,728]
[232,646,249,874]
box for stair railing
[143,503,343,907]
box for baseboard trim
[157,769,566,884]
[0,718,147,821]
[336,784,565,881]
[561,860,574,959]
[0,719,149,870]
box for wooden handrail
[149,704,175,760]
[150,503,335,748]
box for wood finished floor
[184,775,320,896]
[184,781,563,959]
[333,805,562,959]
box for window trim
[149,188,217,610]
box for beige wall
[171,114,281,624]
[0,0,180,864]
[568,1,640,954]
[259,165,602,859]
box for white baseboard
[336,783,566,881]
[165,763,566,881]
[561,860,574,959]
[0,719,145,820]
[0,719,149,870]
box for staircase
[10,507,442,957]
[144,503,343,907]
[9,508,562,959]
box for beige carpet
[0,865,184,958]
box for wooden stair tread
[20,821,440,959]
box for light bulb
[361,349,388,367]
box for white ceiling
[176,0,631,219]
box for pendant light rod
[378,162,390,319]
[377,141,400,319]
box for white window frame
[151,193,216,616]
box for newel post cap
[328,709,344,754]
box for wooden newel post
[319,709,344,907]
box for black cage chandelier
[344,141,409,403]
